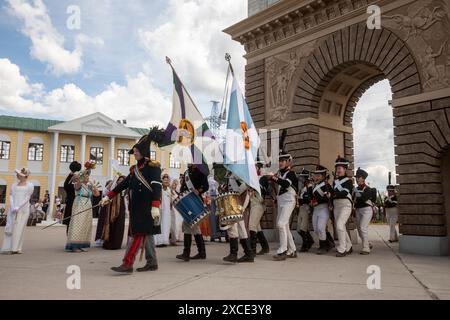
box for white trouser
[296,204,310,233]
[312,203,329,241]
[249,199,265,232]
[333,199,353,254]
[227,219,248,239]
[356,206,373,252]
[386,207,399,241]
[276,192,296,254]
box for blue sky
[0,0,248,125]
[0,0,394,190]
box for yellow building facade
[0,112,184,219]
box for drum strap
[185,171,195,191]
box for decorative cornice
[224,0,416,59]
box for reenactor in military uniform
[384,183,399,243]
[101,127,164,273]
[297,169,314,252]
[248,161,270,256]
[332,156,354,257]
[176,164,209,262]
[222,174,255,263]
[311,165,334,255]
[271,150,298,261]
[354,168,376,255]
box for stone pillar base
[399,235,449,256]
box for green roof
[0,115,63,133]
[0,115,148,135]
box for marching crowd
[0,128,399,274]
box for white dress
[154,188,172,246]
[171,189,184,241]
[1,182,34,253]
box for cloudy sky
[0,0,395,191]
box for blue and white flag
[224,72,261,195]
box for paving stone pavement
[0,225,449,300]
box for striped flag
[163,61,221,175]
[224,70,261,195]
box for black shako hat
[335,155,349,169]
[314,165,328,176]
[299,168,310,177]
[355,167,368,179]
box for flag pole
[165,56,206,120]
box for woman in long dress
[102,175,126,250]
[154,174,172,247]
[95,179,112,246]
[1,168,34,254]
[65,162,100,252]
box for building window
[28,143,44,161]
[90,147,104,164]
[117,149,130,166]
[169,153,181,169]
[60,145,75,163]
[0,185,6,204]
[0,141,10,160]
[150,151,156,161]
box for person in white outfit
[271,150,298,261]
[1,168,34,255]
[384,184,399,243]
[311,165,334,255]
[332,156,354,257]
[222,174,255,263]
[169,179,183,245]
[154,174,172,247]
[354,168,376,255]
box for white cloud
[6,0,103,75]
[138,0,247,102]
[353,80,396,190]
[0,58,171,127]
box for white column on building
[80,134,86,163]
[109,136,115,179]
[47,131,59,222]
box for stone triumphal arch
[225,0,450,255]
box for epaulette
[147,159,161,167]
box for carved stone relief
[383,0,450,91]
[265,41,316,124]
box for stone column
[80,134,86,163]
[47,131,59,222]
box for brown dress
[102,192,126,250]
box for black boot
[191,234,206,260]
[326,231,335,249]
[298,231,309,252]
[223,238,238,263]
[176,234,191,261]
[256,231,270,255]
[237,238,255,263]
[250,231,258,255]
[317,240,328,255]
